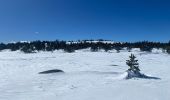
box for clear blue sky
[0,0,170,42]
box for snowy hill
[0,50,169,100]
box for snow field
[0,49,169,100]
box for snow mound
[109,72,129,80]
[116,72,128,79]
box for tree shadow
[139,74,161,80]
[126,71,161,80]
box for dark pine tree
[90,44,99,52]
[64,45,75,53]
[126,54,140,73]
[114,47,122,53]
[127,46,132,52]
[0,43,6,51]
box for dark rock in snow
[110,64,119,66]
[39,69,64,74]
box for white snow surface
[0,49,170,100]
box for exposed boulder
[39,69,64,74]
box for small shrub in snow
[21,45,36,53]
[125,54,160,79]
[90,45,99,52]
[166,46,170,54]
[126,54,142,79]
[140,46,152,52]
[127,46,132,52]
[114,47,122,53]
[126,54,140,73]
[64,46,75,53]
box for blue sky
[0,0,170,42]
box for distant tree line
[0,39,170,54]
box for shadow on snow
[125,70,161,80]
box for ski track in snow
[0,49,169,100]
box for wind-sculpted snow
[0,49,169,100]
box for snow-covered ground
[0,49,169,100]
